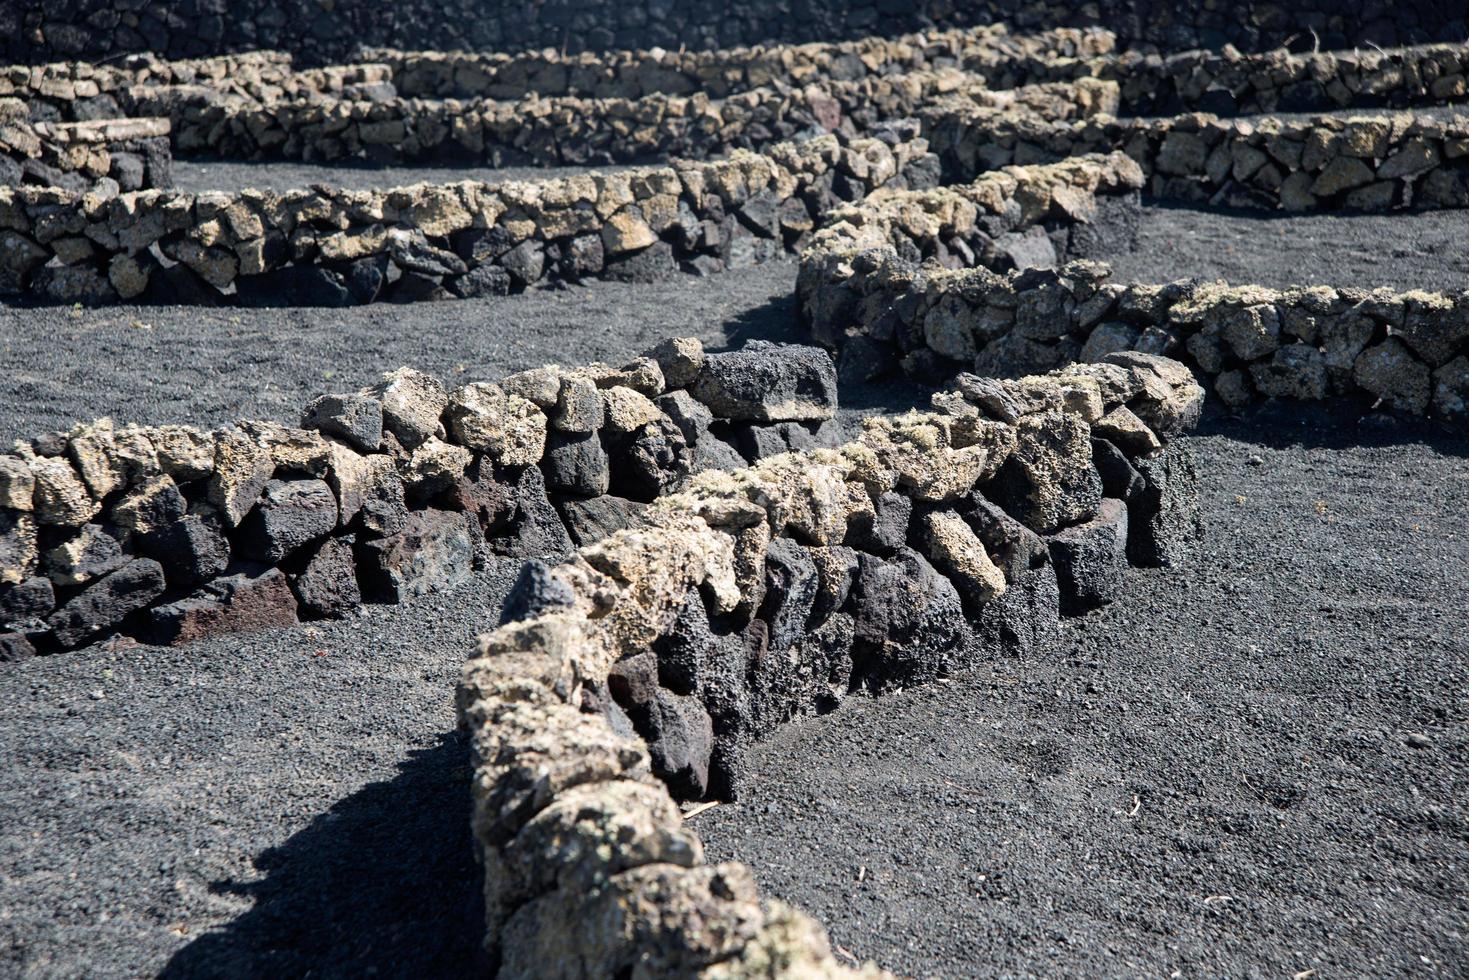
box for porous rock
[690,341,838,422]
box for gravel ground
[169,160,631,194]
[698,403,1469,978]
[1108,202,1469,293]
[0,261,803,444]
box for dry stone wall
[6,0,1464,67]
[924,104,1469,212]
[457,351,1204,973]
[982,42,1469,116]
[0,337,859,661]
[0,130,936,306]
[0,117,172,196]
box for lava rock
[555,494,648,548]
[135,513,232,589]
[757,538,819,653]
[236,479,338,563]
[807,545,859,629]
[1091,438,1146,501]
[1,575,55,628]
[540,430,610,497]
[495,465,573,558]
[603,240,676,283]
[654,390,712,445]
[690,341,838,422]
[0,631,35,662]
[973,561,1061,657]
[607,418,691,502]
[1047,498,1129,614]
[47,557,166,647]
[302,393,384,453]
[1128,441,1204,568]
[732,420,832,462]
[236,265,352,307]
[446,264,512,298]
[642,689,715,799]
[148,564,300,645]
[990,410,1103,534]
[42,524,125,587]
[845,490,911,556]
[291,537,361,619]
[357,508,474,601]
[498,559,576,625]
[850,547,973,690]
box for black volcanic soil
[697,403,1469,978]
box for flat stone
[556,495,648,548]
[368,367,447,450]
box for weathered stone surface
[0,456,34,511]
[0,631,36,662]
[642,688,715,799]
[110,474,187,536]
[48,557,166,647]
[1353,338,1432,414]
[654,390,712,447]
[1046,497,1128,614]
[498,559,576,626]
[806,545,859,629]
[1251,343,1329,401]
[42,523,125,587]
[990,410,1102,535]
[557,495,648,548]
[644,337,706,390]
[733,420,835,462]
[328,444,407,535]
[402,437,472,501]
[691,341,838,422]
[148,564,300,645]
[1432,356,1469,420]
[552,376,604,434]
[600,386,665,436]
[608,418,692,502]
[29,455,99,527]
[500,367,562,408]
[1091,438,1145,502]
[973,560,1061,657]
[959,495,1050,582]
[850,547,973,690]
[237,478,338,563]
[301,392,385,453]
[595,357,666,397]
[496,464,574,558]
[446,383,547,465]
[1,511,39,586]
[369,367,447,449]
[541,430,610,497]
[758,538,819,653]
[358,508,474,601]
[919,510,1007,609]
[603,239,676,283]
[291,537,361,619]
[135,513,231,588]
[1128,441,1204,568]
[844,490,911,556]
[1,575,54,628]
[208,428,275,527]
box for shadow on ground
[161,733,485,979]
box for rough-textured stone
[47,557,166,647]
[1,575,54,628]
[42,523,125,587]
[446,383,548,465]
[291,537,361,619]
[496,465,574,558]
[301,393,384,453]
[369,367,448,449]
[1046,497,1128,614]
[498,559,576,625]
[654,390,713,446]
[644,337,706,390]
[691,341,838,422]
[541,430,610,497]
[1128,441,1204,568]
[758,538,819,653]
[919,510,1007,609]
[608,418,692,503]
[557,495,649,548]
[844,490,911,556]
[990,410,1102,535]
[358,508,474,601]
[237,478,338,563]
[850,547,973,690]
[552,376,604,434]
[1353,338,1432,414]
[148,564,300,645]
[29,455,99,527]
[135,513,232,588]
[208,428,276,527]
[110,474,186,536]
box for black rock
[845,490,912,556]
[43,524,126,587]
[47,558,166,648]
[757,538,818,653]
[690,340,838,422]
[301,393,384,453]
[1128,441,1204,568]
[607,418,691,503]
[357,508,474,602]
[136,513,232,589]
[607,650,660,719]
[147,564,300,645]
[1047,498,1129,614]
[688,435,749,474]
[493,465,574,559]
[237,479,339,563]
[972,561,1061,657]
[654,390,712,446]
[343,254,389,304]
[555,494,648,548]
[958,495,1049,581]
[0,631,36,662]
[653,588,713,696]
[236,265,351,307]
[1092,438,1146,501]
[291,536,361,619]
[540,430,610,497]
[561,234,605,280]
[446,264,512,298]
[498,559,576,626]
[849,547,973,690]
[501,240,546,286]
[603,240,676,284]
[732,420,832,462]
[389,232,467,277]
[808,545,859,629]
[642,688,715,800]
[1,576,56,628]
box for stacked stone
[801,247,1469,421]
[924,104,1469,211]
[458,353,1203,974]
[371,24,1114,101]
[0,338,854,661]
[0,117,171,194]
[798,149,1146,321]
[0,129,937,305]
[978,41,1469,116]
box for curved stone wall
[6,0,1464,67]
[456,351,1204,973]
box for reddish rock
[147,565,300,646]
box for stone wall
[0,117,172,195]
[0,130,937,306]
[0,338,858,660]
[6,0,1464,66]
[986,42,1469,116]
[799,250,1469,421]
[456,351,1204,972]
[924,105,1469,211]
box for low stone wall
[983,42,1469,117]
[0,337,858,660]
[924,104,1469,211]
[0,117,172,195]
[799,249,1469,421]
[456,352,1204,972]
[125,72,1113,169]
[0,130,936,306]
